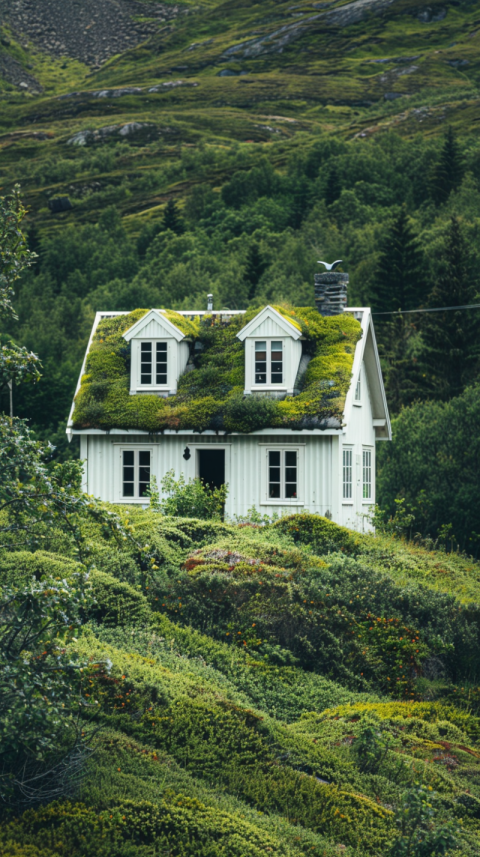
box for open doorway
[198,449,225,491]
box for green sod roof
[72,305,362,433]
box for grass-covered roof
[72,306,362,433]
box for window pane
[363,449,372,499]
[138,450,151,498]
[343,449,352,499]
[140,342,152,385]
[285,450,297,498]
[271,341,283,384]
[268,450,281,498]
[255,341,267,384]
[156,342,167,385]
[355,378,361,401]
[123,450,135,497]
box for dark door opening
[198,449,225,491]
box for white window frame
[342,447,353,503]
[252,338,287,391]
[354,377,361,403]
[259,444,305,506]
[362,447,373,502]
[131,338,173,394]
[116,446,154,503]
[139,339,169,390]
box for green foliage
[0,186,37,321]
[0,576,105,806]
[72,305,361,433]
[389,784,459,857]
[159,470,228,521]
[377,384,480,549]
[422,217,480,400]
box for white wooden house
[67,282,390,531]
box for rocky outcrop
[0,0,184,68]
[221,0,397,61]
[66,122,158,145]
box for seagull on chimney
[317,260,343,271]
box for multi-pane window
[355,377,361,401]
[255,340,284,385]
[141,342,152,384]
[255,341,267,384]
[363,449,372,500]
[122,450,151,498]
[268,450,297,499]
[271,341,283,383]
[140,342,168,386]
[343,449,353,500]
[156,342,167,384]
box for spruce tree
[325,165,341,207]
[382,315,424,413]
[421,216,479,399]
[431,127,464,206]
[372,206,425,314]
[163,199,183,234]
[245,243,267,301]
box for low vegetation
[2,505,480,856]
[72,305,361,432]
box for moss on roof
[72,306,362,433]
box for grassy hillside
[2,511,480,856]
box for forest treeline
[5,128,480,544]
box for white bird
[317,260,343,271]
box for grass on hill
[2,511,480,856]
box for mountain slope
[2,511,480,856]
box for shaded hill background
[1,0,480,540]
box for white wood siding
[83,433,334,520]
[340,360,376,532]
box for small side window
[363,449,372,500]
[355,377,361,401]
[343,449,353,500]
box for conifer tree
[431,127,464,205]
[372,206,425,314]
[325,165,341,207]
[382,316,423,413]
[245,243,267,301]
[421,216,479,399]
[163,199,184,234]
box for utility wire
[372,303,480,316]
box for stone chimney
[314,270,348,316]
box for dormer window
[255,340,283,385]
[140,342,168,386]
[123,309,190,397]
[237,306,302,396]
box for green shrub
[159,470,228,521]
[274,513,360,554]
[88,569,150,627]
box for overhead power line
[372,303,480,316]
